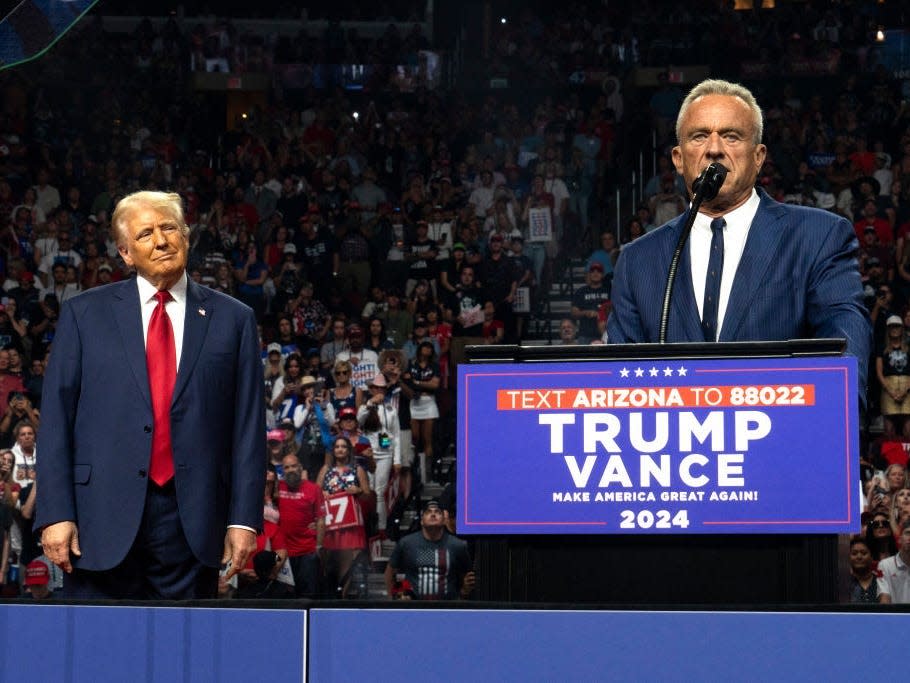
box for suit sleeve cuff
[228,524,257,534]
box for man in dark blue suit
[37,191,266,599]
[607,79,871,389]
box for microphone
[691,162,729,202]
[657,162,729,343]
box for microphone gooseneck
[657,163,729,344]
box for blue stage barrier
[309,609,904,682]
[2,604,907,681]
[0,605,306,682]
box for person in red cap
[24,559,52,600]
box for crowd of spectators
[1,1,910,601]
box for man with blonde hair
[37,190,265,599]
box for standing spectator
[335,218,372,304]
[270,353,305,425]
[649,172,688,227]
[10,421,36,489]
[405,341,440,483]
[317,436,370,598]
[482,234,520,341]
[384,500,473,600]
[0,392,39,449]
[878,520,910,603]
[232,240,268,318]
[445,265,486,372]
[357,373,400,532]
[571,263,611,343]
[296,213,337,299]
[328,360,363,414]
[405,221,438,298]
[335,324,379,390]
[31,168,60,218]
[320,316,350,372]
[276,453,326,598]
[289,282,331,345]
[876,316,910,439]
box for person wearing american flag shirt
[385,499,474,600]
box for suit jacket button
[138,469,147,478]
[144,425,152,433]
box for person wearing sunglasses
[328,359,363,414]
[864,511,897,562]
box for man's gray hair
[676,79,764,145]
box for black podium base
[474,535,838,604]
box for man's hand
[41,521,81,573]
[221,528,257,580]
[460,570,476,598]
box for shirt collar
[136,271,188,304]
[695,188,761,230]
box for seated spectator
[385,500,474,600]
[559,318,580,345]
[236,551,295,599]
[22,559,53,600]
[586,231,619,277]
[848,537,880,603]
[571,262,611,344]
[481,301,505,344]
[878,520,910,603]
[865,510,897,562]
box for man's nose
[705,132,725,158]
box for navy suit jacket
[36,278,266,571]
[606,191,871,390]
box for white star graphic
[649,367,659,377]
[634,367,644,377]
[663,366,674,376]
[620,367,630,378]
[677,366,688,376]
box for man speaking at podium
[606,79,870,390]
[36,191,266,599]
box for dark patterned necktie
[701,217,725,342]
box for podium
[460,340,859,604]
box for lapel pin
[198,308,206,316]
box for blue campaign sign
[457,356,859,534]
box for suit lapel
[173,280,213,405]
[666,215,704,341]
[112,280,152,409]
[720,192,787,341]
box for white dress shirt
[689,189,761,340]
[136,272,187,367]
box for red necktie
[147,290,176,485]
